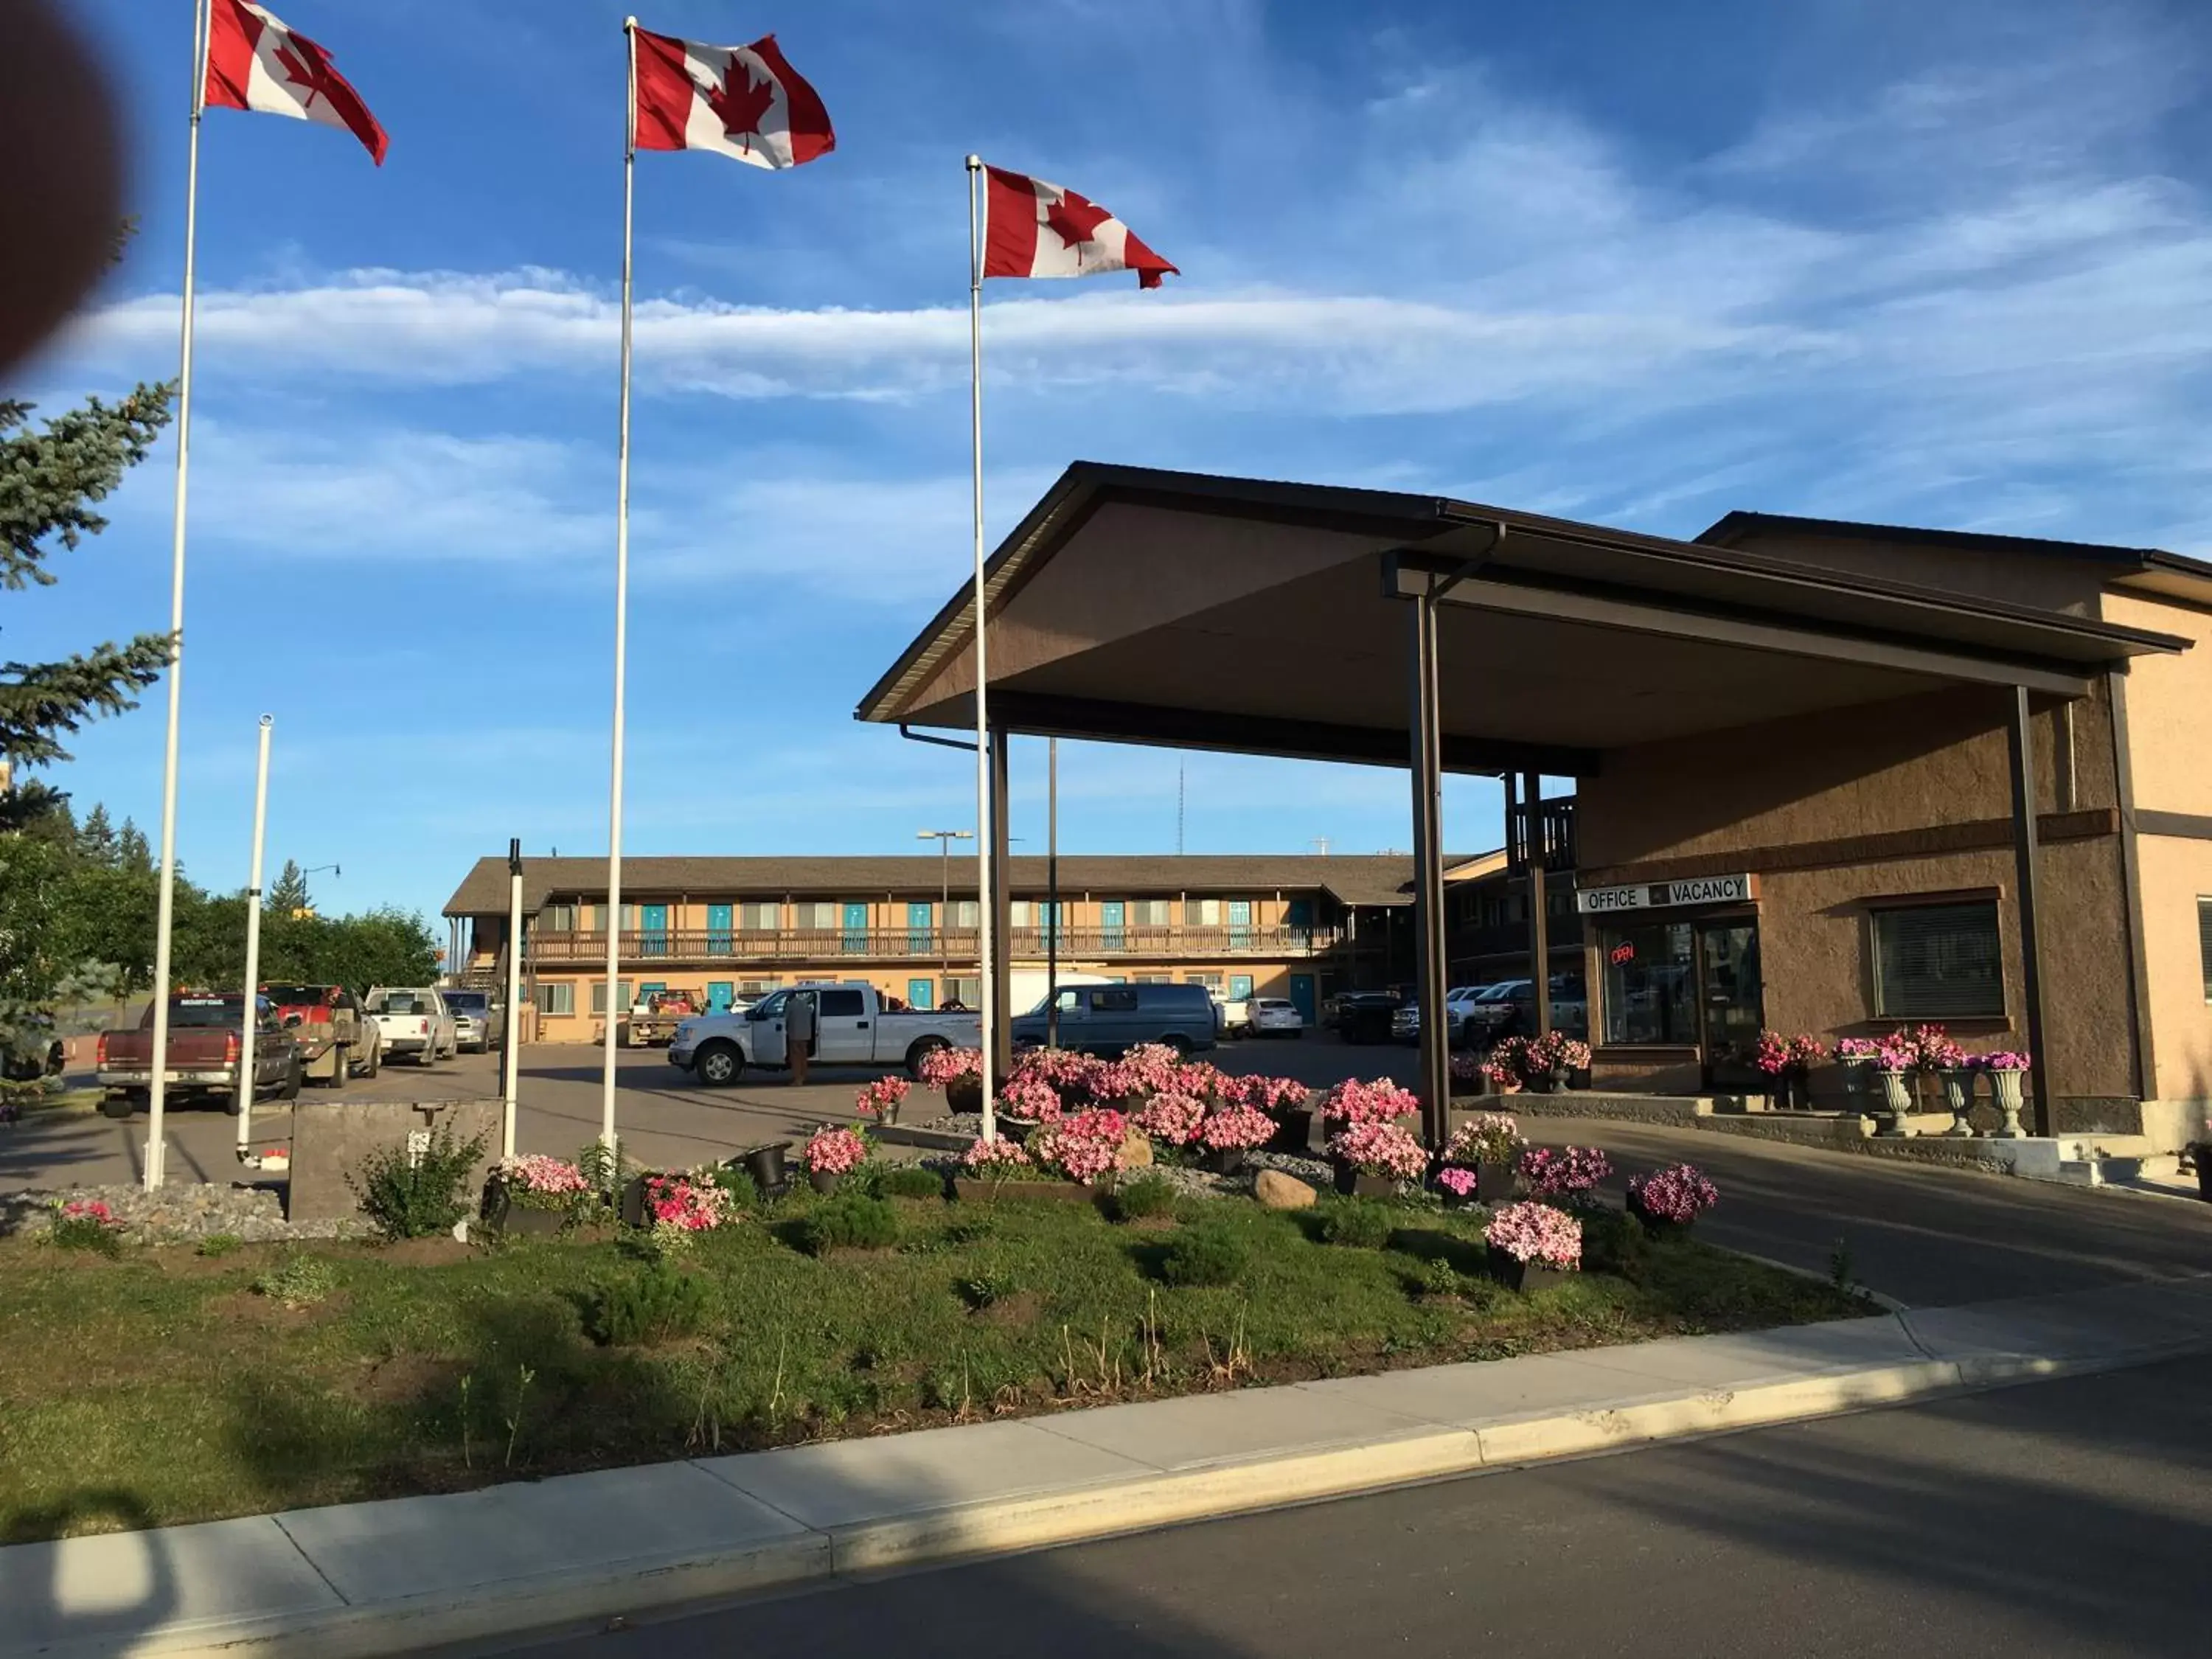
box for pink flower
[1627,1163,1718,1223]
[60,1198,116,1225]
[961,1135,1032,1175]
[855,1077,911,1119]
[1434,1166,1479,1200]
[918,1046,984,1089]
[1134,1091,1207,1147]
[802,1125,869,1176]
[1444,1113,1524,1167]
[996,1074,1065,1122]
[1320,1077,1420,1128]
[1029,1108,1132,1185]
[1485,1200,1582,1268]
[496,1154,589,1195]
[1326,1121,1428,1181]
[1197,1102,1277,1152]
[1232,1075,1310,1113]
[643,1175,728,1231]
[1517,1145,1612,1200]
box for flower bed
[1626,1163,1718,1229]
[1485,1200,1582,1271]
[1444,1113,1525,1168]
[1028,1108,1133,1186]
[1319,1077,1420,1130]
[1517,1144,1613,1203]
[1326,1120,1428,1186]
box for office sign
[1574,873,1756,914]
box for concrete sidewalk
[11,1275,2212,1659]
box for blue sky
[13,0,2212,926]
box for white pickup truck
[364,986,457,1066]
[668,983,980,1086]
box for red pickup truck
[96,993,304,1118]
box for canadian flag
[203,0,388,164]
[631,27,835,170]
[983,166,1177,288]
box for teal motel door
[639,904,668,957]
[707,981,735,1012]
[908,900,933,954]
[842,901,869,954]
[906,977,935,1010]
[1100,900,1126,952]
[1289,974,1317,1023]
[706,903,733,956]
[1228,899,1253,951]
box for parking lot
[1,1029,1418,1193]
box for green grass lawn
[0,1185,1866,1543]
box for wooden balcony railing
[524,925,1341,965]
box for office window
[740,901,780,931]
[1871,901,2004,1019]
[2199,898,2212,1002]
[1133,899,1172,928]
[589,978,633,1016]
[536,981,574,1017]
[542,903,577,934]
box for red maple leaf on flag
[703,56,777,151]
[273,37,344,111]
[1044,191,1113,251]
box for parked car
[671,983,981,1085]
[95,992,302,1117]
[1328,990,1403,1046]
[1248,997,1305,1038]
[1464,976,1590,1043]
[365,986,457,1065]
[260,982,380,1082]
[1010,981,1219,1057]
[439,989,505,1054]
[1392,984,1498,1046]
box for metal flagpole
[1046,737,1059,1048]
[600,18,641,1161]
[502,837,524,1158]
[236,715,272,1158]
[965,154,997,1142]
[147,0,215,1191]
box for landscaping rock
[1,1182,367,1245]
[1254,1169,1318,1210]
[1119,1130,1155,1169]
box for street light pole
[917,830,973,1002]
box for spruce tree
[76,801,118,866]
[117,815,152,873]
[1,383,175,832]
[268,858,311,915]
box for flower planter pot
[945,1076,982,1114]
[1940,1069,1977,1138]
[1989,1070,2028,1139]
[1197,1146,1248,1176]
[737,1142,792,1199]
[1331,1161,1398,1199]
[481,1184,567,1236]
[951,1175,1091,1204]
[1840,1055,1873,1113]
[1877,1071,1916,1137]
[996,1116,1039,1146]
[1477,1163,1517,1204]
[1625,1191,1687,1237]
[1489,1254,1570,1293]
[2194,1149,2212,1203]
[1267,1107,1315,1155]
[808,1168,842,1196]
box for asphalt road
[479,1354,2212,1659]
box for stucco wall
[1577,684,2105,874]
[2104,591,2212,817]
[2137,835,2212,1110]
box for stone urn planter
[736,1141,792,1199]
[1489,1254,1569,1294]
[1989,1069,2029,1139]
[1877,1069,1916,1137]
[1940,1069,1977,1138]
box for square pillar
[2006,685,2053,1136]
[1407,588,1450,1147]
[1522,770,1551,1038]
[989,728,1015,1077]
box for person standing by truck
[786,989,817,1085]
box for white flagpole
[966,155,996,1143]
[600,18,640,1161]
[147,0,215,1191]
[502,837,524,1158]
[237,714,272,1158]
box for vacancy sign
[1575,874,1758,914]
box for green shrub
[877,1164,945,1200]
[253,1253,335,1308]
[197,1233,243,1258]
[1108,1173,1179,1222]
[348,1124,487,1241]
[704,1164,762,1211]
[956,1265,1018,1308]
[1158,1224,1248,1287]
[795,1195,900,1256]
[1321,1200,1395,1250]
[589,1260,711,1346]
[47,1208,123,1256]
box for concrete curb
[13,1285,2212,1659]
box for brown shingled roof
[441,852,1488,918]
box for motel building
[442,853,1474,1042]
[844,465,2212,1158]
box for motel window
[1133,899,1172,928]
[945,975,980,1007]
[740,978,780,997]
[951,900,980,928]
[1186,897,1222,926]
[1186,972,1224,991]
[589,979,633,1016]
[740,901,780,931]
[1600,921,1698,1046]
[536,981,574,1017]
[1135,973,1173,984]
[799,902,838,931]
[1009,901,1032,927]
[542,903,577,934]
[2199,898,2212,1002]
[1871,901,2005,1019]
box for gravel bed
[1,1183,366,1245]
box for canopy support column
[1523,770,1551,1039]
[1408,586,1451,1148]
[2006,686,2053,1137]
